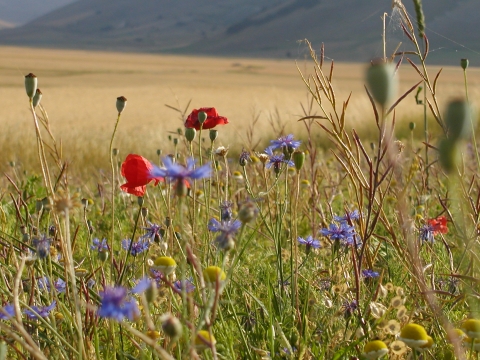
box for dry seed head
[33,89,42,108]
[116,96,127,114]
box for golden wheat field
[1,46,479,174]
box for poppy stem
[109,112,122,283]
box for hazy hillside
[0,0,478,65]
[0,0,75,25]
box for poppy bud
[161,314,183,340]
[137,196,144,206]
[173,138,178,146]
[439,138,459,173]
[25,73,37,99]
[293,151,305,171]
[98,250,109,262]
[238,201,258,223]
[112,148,119,156]
[116,96,127,114]
[185,127,196,142]
[409,122,416,131]
[156,149,162,156]
[177,128,183,135]
[209,129,218,142]
[33,89,42,108]
[366,61,397,107]
[141,207,148,218]
[198,111,208,125]
[445,99,473,141]
[461,58,469,70]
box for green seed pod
[32,89,42,108]
[445,99,473,140]
[141,207,148,218]
[25,73,37,99]
[209,129,218,142]
[177,128,183,135]
[439,138,459,174]
[185,127,196,142]
[137,196,144,206]
[173,138,178,146]
[145,281,157,304]
[238,201,258,223]
[293,151,305,171]
[116,96,127,114]
[198,111,208,125]
[409,122,416,131]
[461,59,469,70]
[156,149,162,156]
[366,61,397,107]
[161,314,182,340]
[112,148,119,156]
[98,250,109,262]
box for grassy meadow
[2,3,480,358]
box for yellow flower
[203,266,226,284]
[152,256,177,275]
[146,330,161,340]
[418,336,434,352]
[195,330,216,350]
[363,340,388,359]
[398,323,429,349]
[462,319,480,339]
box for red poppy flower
[184,107,228,130]
[428,215,448,235]
[120,154,163,197]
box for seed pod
[198,111,208,125]
[409,122,416,131]
[445,99,473,141]
[33,89,42,108]
[366,61,397,107]
[185,127,196,142]
[116,96,127,114]
[209,129,218,142]
[293,151,305,171]
[439,138,459,174]
[25,73,37,99]
[161,314,182,340]
[461,58,469,70]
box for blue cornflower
[150,156,211,188]
[362,269,379,279]
[297,236,321,249]
[98,286,139,322]
[37,277,67,293]
[220,200,234,221]
[269,134,301,152]
[24,301,56,319]
[132,277,154,294]
[239,149,251,167]
[173,278,196,293]
[121,238,150,257]
[419,224,435,243]
[334,210,361,223]
[264,147,294,173]
[319,222,356,245]
[141,221,163,242]
[342,300,358,318]
[0,304,14,320]
[208,218,242,250]
[55,279,67,293]
[32,234,51,259]
[149,269,164,288]
[91,238,109,252]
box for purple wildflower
[24,301,56,319]
[319,222,356,245]
[297,236,321,250]
[91,238,109,252]
[173,278,196,293]
[220,200,234,222]
[269,134,301,153]
[132,277,154,294]
[37,277,66,293]
[419,224,435,243]
[55,279,67,293]
[361,269,379,279]
[150,157,211,185]
[239,149,251,167]
[334,210,361,223]
[141,221,163,242]
[149,269,164,288]
[121,238,150,257]
[208,218,242,250]
[98,286,139,322]
[342,300,358,318]
[0,304,14,320]
[264,147,294,173]
[32,234,51,259]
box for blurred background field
[1,45,480,176]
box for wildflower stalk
[462,65,480,173]
[109,111,123,282]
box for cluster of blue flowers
[0,301,57,320]
[319,210,361,247]
[98,286,139,322]
[37,277,67,293]
[208,218,242,250]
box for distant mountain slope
[0,0,75,25]
[0,0,478,65]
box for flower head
[319,222,357,246]
[264,147,294,173]
[203,266,226,284]
[0,304,15,320]
[208,218,242,250]
[269,134,301,152]
[363,340,388,359]
[141,222,163,243]
[334,210,361,223]
[362,269,380,279]
[195,330,216,350]
[219,200,234,221]
[120,154,163,196]
[152,256,177,275]
[91,238,109,252]
[297,236,321,250]
[122,238,150,257]
[239,149,251,167]
[173,278,196,294]
[398,323,429,349]
[185,107,228,130]
[462,319,480,339]
[98,286,139,322]
[428,215,448,235]
[24,301,56,319]
[32,234,51,259]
